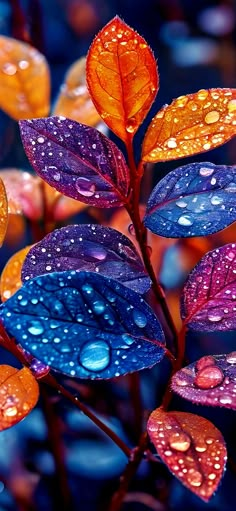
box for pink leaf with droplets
[172,353,236,409]
[147,408,227,502]
[181,243,236,331]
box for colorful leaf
[53,56,101,126]
[142,88,236,162]
[19,116,130,207]
[86,16,158,142]
[0,365,39,431]
[21,224,151,293]
[0,169,42,220]
[0,35,50,120]
[0,177,8,246]
[147,408,227,502]
[1,245,32,302]
[0,271,165,379]
[181,243,236,331]
[144,162,236,237]
[172,354,236,410]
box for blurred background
[0,1,236,510]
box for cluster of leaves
[0,15,236,506]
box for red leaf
[147,409,227,501]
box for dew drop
[79,340,110,371]
[30,359,50,378]
[227,99,236,113]
[211,195,223,206]
[3,406,18,417]
[28,321,44,336]
[208,311,223,322]
[169,432,191,452]
[226,351,236,364]
[176,199,188,208]
[126,119,136,133]
[219,395,232,405]
[167,138,177,149]
[194,365,224,389]
[37,137,45,144]
[76,177,95,197]
[187,469,203,487]
[205,111,220,124]
[86,246,107,261]
[128,223,136,236]
[199,167,214,177]
[2,63,17,75]
[82,283,94,294]
[177,215,193,227]
[92,300,106,314]
[196,356,215,371]
[132,309,147,328]
[197,89,208,100]
[122,333,134,346]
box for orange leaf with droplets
[142,88,236,162]
[0,365,39,431]
[0,36,50,120]
[0,169,42,220]
[0,177,8,247]
[0,245,32,302]
[86,16,158,142]
[4,214,25,247]
[147,409,226,502]
[53,56,101,126]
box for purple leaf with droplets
[0,271,165,379]
[172,353,236,409]
[181,243,236,331]
[21,224,151,294]
[19,116,130,208]
[144,162,236,237]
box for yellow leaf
[0,177,8,246]
[0,245,32,302]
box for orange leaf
[0,245,32,302]
[4,214,25,247]
[53,56,101,126]
[0,169,42,220]
[0,36,50,120]
[142,88,236,162]
[0,177,8,247]
[147,409,226,501]
[0,365,39,431]
[86,16,158,142]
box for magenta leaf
[0,271,165,379]
[19,116,130,207]
[172,353,236,409]
[21,224,151,293]
[181,243,236,331]
[144,162,236,238]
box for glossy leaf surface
[19,116,130,207]
[0,271,165,379]
[54,56,101,126]
[172,354,236,410]
[1,245,32,301]
[181,243,236,331]
[0,169,42,220]
[144,162,236,237]
[0,177,8,246]
[142,88,236,162]
[0,36,50,120]
[86,16,158,142]
[147,409,226,502]
[0,365,39,431]
[21,225,151,294]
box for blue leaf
[0,271,165,379]
[144,162,236,237]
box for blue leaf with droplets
[144,162,236,237]
[21,224,151,294]
[0,271,165,379]
[19,116,130,208]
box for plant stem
[128,372,143,441]
[9,0,30,43]
[160,323,187,411]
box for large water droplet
[199,167,214,177]
[86,246,107,261]
[177,215,193,227]
[226,351,236,364]
[92,300,106,314]
[2,63,17,75]
[79,340,110,371]
[169,432,191,452]
[194,365,224,389]
[132,309,147,328]
[187,469,203,487]
[204,110,220,124]
[3,406,18,417]
[176,199,188,208]
[28,321,44,336]
[196,356,215,371]
[122,333,134,346]
[167,137,177,149]
[76,177,95,197]
[211,195,223,206]
[208,311,223,322]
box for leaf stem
[160,323,187,411]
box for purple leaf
[0,271,165,379]
[21,224,151,294]
[172,353,236,410]
[181,243,236,331]
[144,162,236,237]
[19,116,130,208]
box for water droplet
[79,340,110,371]
[195,444,207,453]
[199,167,214,177]
[86,246,107,261]
[177,215,193,227]
[122,333,134,346]
[175,95,188,107]
[205,111,220,124]
[28,321,44,336]
[219,395,232,405]
[211,195,223,206]
[132,309,147,328]
[226,351,236,364]
[187,469,203,487]
[176,199,188,208]
[2,63,17,75]
[197,89,208,100]
[208,311,223,322]
[126,119,136,133]
[167,138,177,149]
[30,359,50,378]
[196,356,215,371]
[194,366,224,389]
[92,300,106,314]
[76,177,95,197]
[128,223,136,236]
[18,60,29,70]
[169,432,191,452]
[37,136,45,144]
[227,99,236,113]
[76,313,84,323]
[82,283,94,294]
[3,406,18,417]
[208,473,217,480]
